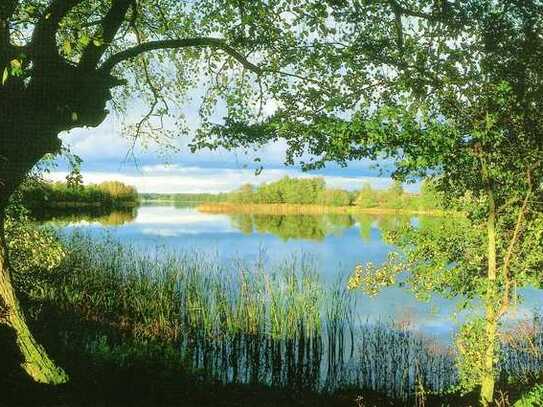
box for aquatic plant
[16,232,543,401]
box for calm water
[44,203,543,342]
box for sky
[50,105,407,194]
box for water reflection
[34,206,138,226]
[228,212,416,242]
[35,204,543,401]
[39,204,543,344]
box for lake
[43,203,543,344]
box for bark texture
[0,214,68,384]
[0,57,116,385]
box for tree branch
[392,7,404,51]
[0,0,19,58]
[99,37,261,75]
[31,0,85,64]
[79,0,135,71]
[124,8,167,158]
[387,0,443,21]
[497,162,540,318]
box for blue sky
[50,107,405,194]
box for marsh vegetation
[2,206,542,406]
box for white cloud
[56,103,395,181]
[57,108,290,167]
[134,207,230,226]
[59,114,131,160]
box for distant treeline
[226,177,440,210]
[145,176,441,210]
[20,181,139,209]
[140,192,228,202]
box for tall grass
[500,315,543,382]
[39,234,335,390]
[198,202,448,217]
[24,232,543,400]
[355,323,457,399]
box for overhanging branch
[79,0,135,70]
[497,161,541,318]
[99,37,261,75]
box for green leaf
[2,68,8,85]
[10,59,21,70]
[63,40,72,56]
[10,59,23,77]
[79,34,91,47]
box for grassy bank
[140,192,229,203]
[2,231,541,406]
[198,202,450,217]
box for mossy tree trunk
[481,302,497,406]
[0,56,117,385]
[0,116,69,383]
[0,6,120,382]
[0,66,114,385]
[0,211,68,384]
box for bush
[514,384,543,406]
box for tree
[0,0,353,385]
[280,177,325,204]
[381,180,406,209]
[355,183,378,208]
[416,179,441,210]
[200,2,543,404]
[228,183,255,203]
[318,188,351,206]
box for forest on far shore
[19,180,139,209]
[141,176,441,210]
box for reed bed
[355,323,457,399]
[28,232,543,401]
[500,315,543,382]
[197,203,449,217]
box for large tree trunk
[0,209,68,384]
[0,107,69,384]
[0,43,117,384]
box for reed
[21,232,543,401]
[500,316,543,382]
[198,203,449,217]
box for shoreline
[197,202,451,217]
[26,201,139,209]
